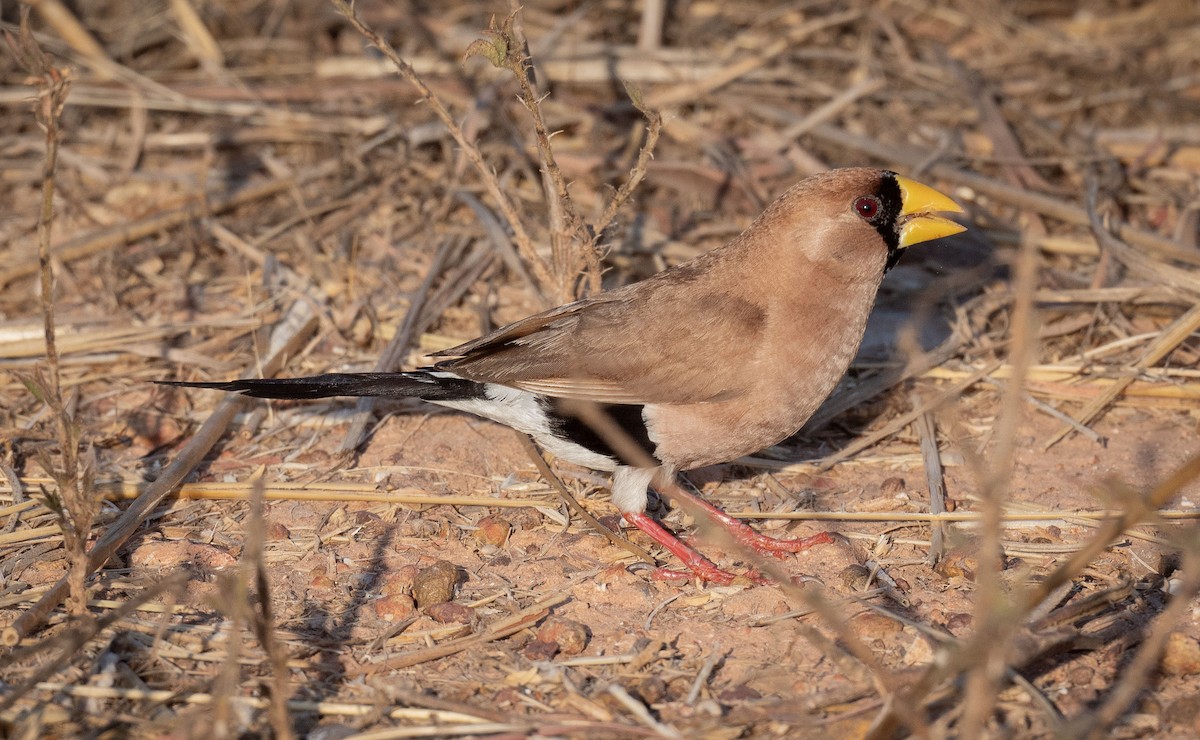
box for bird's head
[766,168,966,276]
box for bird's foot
[624,513,767,585]
[670,484,839,557]
[726,528,838,558]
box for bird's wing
[430,272,767,405]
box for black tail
[156,371,484,401]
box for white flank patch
[610,465,659,514]
[435,384,617,471]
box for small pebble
[412,560,461,608]
[1068,665,1094,686]
[839,564,871,590]
[850,611,901,638]
[536,618,590,655]
[381,564,421,596]
[1162,632,1200,676]
[474,515,512,546]
[426,602,474,624]
[936,547,978,581]
[373,594,415,622]
[945,612,973,633]
[521,639,560,660]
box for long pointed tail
[156,371,484,402]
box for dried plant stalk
[6,10,98,618]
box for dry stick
[13,482,1200,525]
[0,524,60,547]
[867,252,1040,737]
[516,434,656,566]
[244,478,293,740]
[499,7,664,301]
[961,216,1043,737]
[0,122,403,289]
[727,510,1200,524]
[169,0,224,72]
[778,77,885,143]
[807,124,1200,267]
[377,686,509,726]
[18,27,69,427]
[860,597,1068,728]
[637,0,667,50]
[208,221,312,292]
[19,1,191,102]
[502,3,591,297]
[0,85,382,136]
[1077,180,1200,296]
[7,480,562,511]
[330,0,554,296]
[1034,285,1188,305]
[212,526,248,736]
[685,643,723,705]
[314,46,815,87]
[26,683,502,725]
[1,300,319,646]
[925,364,1200,398]
[912,395,947,566]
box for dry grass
[2,0,1200,737]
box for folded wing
[432,273,766,406]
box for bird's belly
[646,362,847,470]
[646,401,803,470]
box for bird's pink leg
[670,485,837,557]
[623,513,765,585]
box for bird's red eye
[854,196,880,221]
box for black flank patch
[543,398,658,464]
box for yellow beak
[894,175,967,247]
